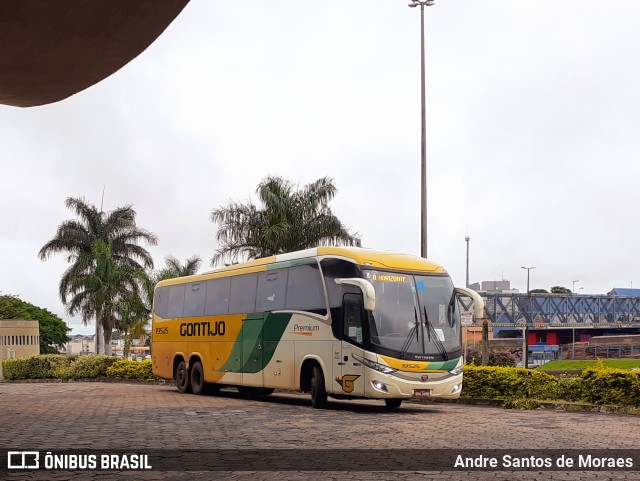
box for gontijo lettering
[180,321,226,337]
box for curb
[414,397,639,415]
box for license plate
[413,389,432,398]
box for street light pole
[408,0,434,258]
[520,266,535,369]
[465,235,470,288]
[572,280,579,294]
[521,266,536,293]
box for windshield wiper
[424,306,449,361]
[399,306,420,359]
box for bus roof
[158,247,446,287]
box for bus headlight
[449,367,463,376]
[353,354,397,374]
[372,381,388,392]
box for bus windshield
[363,270,461,360]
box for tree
[210,175,360,266]
[0,295,69,353]
[114,293,148,359]
[529,289,549,294]
[159,254,202,278]
[551,286,572,294]
[39,197,157,354]
[114,254,202,357]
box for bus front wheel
[175,361,191,394]
[311,365,328,409]
[190,361,205,395]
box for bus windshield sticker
[434,329,445,342]
[356,328,362,344]
[416,280,425,290]
[349,326,357,338]
[439,305,446,324]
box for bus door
[336,293,366,397]
[242,313,264,387]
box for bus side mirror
[455,287,485,319]
[335,278,376,311]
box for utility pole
[465,235,470,287]
[520,266,535,368]
[408,0,435,258]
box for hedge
[462,365,640,407]
[4,356,639,408]
[1,355,159,381]
[106,359,157,380]
[461,365,559,400]
[578,367,640,406]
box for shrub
[2,354,118,380]
[106,359,158,380]
[53,355,118,380]
[462,365,559,400]
[466,348,517,367]
[554,376,585,403]
[578,368,640,406]
[2,354,76,380]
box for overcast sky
[2,0,640,334]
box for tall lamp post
[572,280,579,294]
[521,266,535,293]
[408,0,435,258]
[520,266,535,368]
[465,235,470,287]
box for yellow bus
[151,246,483,409]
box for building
[468,280,519,294]
[0,320,40,379]
[0,319,40,360]
[64,335,96,355]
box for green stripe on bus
[219,312,293,374]
[427,358,460,371]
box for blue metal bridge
[459,293,640,328]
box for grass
[538,359,640,371]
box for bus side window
[285,264,326,313]
[167,284,186,319]
[204,277,231,315]
[183,283,205,317]
[343,293,364,345]
[153,286,169,318]
[229,273,258,314]
[256,269,288,312]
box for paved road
[0,382,638,480]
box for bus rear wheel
[190,361,205,395]
[384,398,403,410]
[311,365,328,409]
[175,360,191,394]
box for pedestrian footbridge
[459,293,640,327]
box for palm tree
[65,241,140,355]
[121,254,202,338]
[159,254,202,278]
[210,175,360,266]
[39,197,158,354]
